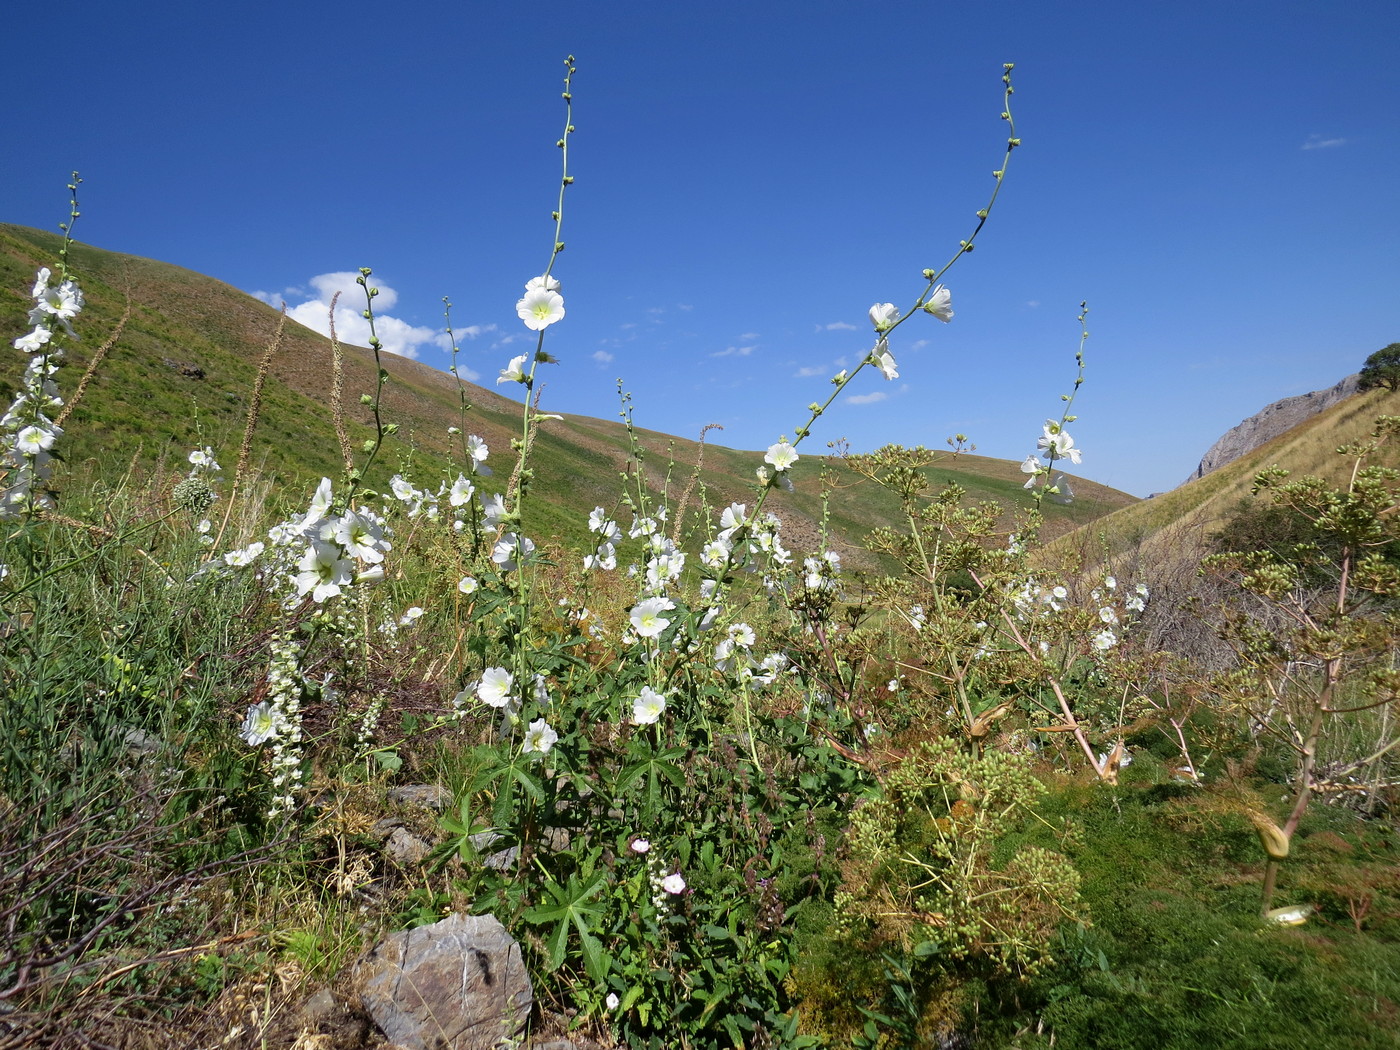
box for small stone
[387,784,452,810]
[384,827,430,866]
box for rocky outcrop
[1181,374,1360,487]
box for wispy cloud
[592,350,615,363]
[711,344,758,358]
[908,338,929,351]
[846,391,888,405]
[1025,300,1041,309]
[1302,133,1348,150]
[252,272,450,360]
[794,364,829,378]
[821,320,857,332]
[738,332,760,341]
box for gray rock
[384,826,431,866]
[387,784,453,811]
[356,913,532,1050]
[299,986,339,1025]
[1181,374,1360,487]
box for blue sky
[6,0,1397,497]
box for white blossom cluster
[239,630,308,817]
[1,268,83,519]
[1020,419,1082,504]
[1009,572,1150,654]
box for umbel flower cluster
[1,267,83,519]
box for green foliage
[834,740,1082,979]
[5,64,1400,1050]
[1359,341,1400,392]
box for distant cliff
[1181,374,1360,487]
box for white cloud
[846,391,888,405]
[449,363,481,382]
[677,303,694,311]
[454,324,497,341]
[1025,300,1041,309]
[823,320,858,331]
[738,332,760,341]
[795,364,828,378]
[592,350,615,363]
[908,339,929,351]
[259,271,449,360]
[1302,134,1347,150]
[711,345,758,358]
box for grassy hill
[1,223,1136,558]
[1049,380,1400,586]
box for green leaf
[372,749,402,772]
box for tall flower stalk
[1,175,85,521]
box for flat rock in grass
[355,913,532,1050]
[386,784,452,811]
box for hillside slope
[1,223,1136,557]
[1057,381,1400,573]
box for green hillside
[1,223,1136,557]
[1054,381,1400,572]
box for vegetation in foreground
[3,62,1399,1050]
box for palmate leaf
[523,869,611,983]
[614,745,686,794]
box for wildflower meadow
[3,59,1400,1050]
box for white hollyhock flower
[629,597,675,639]
[14,425,57,455]
[333,510,389,563]
[13,326,51,352]
[764,440,798,472]
[516,287,565,331]
[477,667,514,707]
[465,434,492,475]
[922,284,953,322]
[223,542,265,567]
[497,354,529,385]
[492,533,535,571]
[295,541,353,602]
[449,474,475,507]
[522,718,558,754]
[868,302,899,330]
[632,686,667,725]
[525,274,561,293]
[240,701,279,746]
[871,339,899,380]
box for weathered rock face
[355,913,533,1050]
[1181,374,1359,487]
